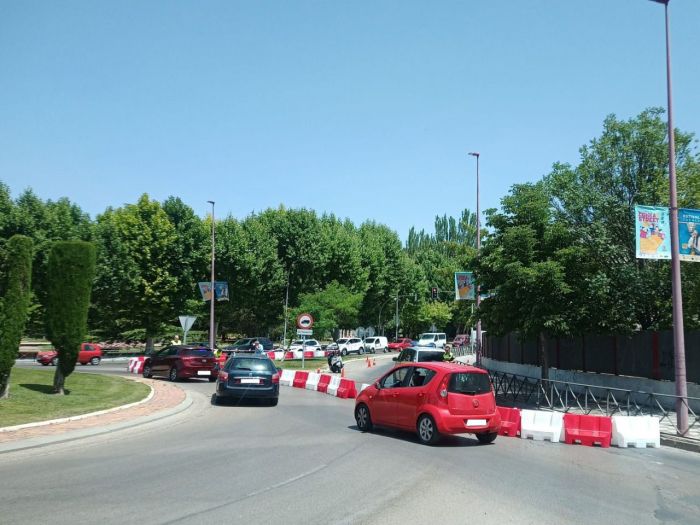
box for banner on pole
[198,281,230,301]
[678,208,700,262]
[635,205,671,260]
[454,272,475,301]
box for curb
[0,389,193,455]
[661,433,700,453]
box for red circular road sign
[296,313,314,329]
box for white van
[416,332,447,348]
[363,336,388,354]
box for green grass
[0,368,151,427]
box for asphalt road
[4,358,699,524]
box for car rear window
[448,372,491,395]
[179,349,215,357]
[229,358,275,372]
[417,351,445,362]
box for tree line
[1,108,698,355]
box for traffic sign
[178,315,197,332]
[296,328,313,336]
[296,313,314,329]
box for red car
[142,345,218,382]
[36,343,103,366]
[387,337,413,352]
[354,362,501,445]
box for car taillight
[439,375,449,401]
[219,371,228,382]
[271,373,280,384]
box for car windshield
[229,358,274,372]
[416,351,445,362]
[418,335,435,343]
[179,349,214,357]
[336,339,348,344]
[448,372,491,395]
[233,338,253,346]
[291,340,303,345]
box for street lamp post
[649,0,688,436]
[207,201,216,353]
[468,152,482,362]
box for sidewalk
[0,377,189,453]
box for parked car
[416,332,447,348]
[36,343,103,366]
[363,336,388,354]
[142,345,218,382]
[336,337,365,356]
[224,337,274,353]
[393,347,446,363]
[214,354,280,406]
[387,337,413,352]
[354,362,501,445]
[288,339,322,352]
[451,334,470,348]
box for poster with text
[678,208,700,262]
[635,205,671,260]
[198,281,230,301]
[454,272,475,300]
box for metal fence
[489,370,700,439]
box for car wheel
[169,367,179,382]
[41,362,48,366]
[51,357,58,366]
[269,398,279,407]
[90,357,101,366]
[383,347,387,353]
[359,347,365,355]
[142,363,153,378]
[417,414,440,445]
[355,403,373,432]
[476,432,498,444]
[208,375,217,383]
[341,348,348,356]
[213,395,220,405]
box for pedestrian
[171,334,181,346]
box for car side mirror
[374,382,381,389]
[392,357,398,361]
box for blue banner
[678,208,700,262]
[198,281,229,301]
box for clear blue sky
[2,1,699,240]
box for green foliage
[414,301,453,332]
[292,281,363,339]
[0,235,33,397]
[47,241,96,393]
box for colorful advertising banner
[454,272,475,300]
[635,205,671,260]
[679,208,700,262]
[198,281,230,301]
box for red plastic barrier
[336,378,357,399]
[285,351,295,359]
[317,374,332,393]
[497,406,521,437]
[303,350,314,358]
[292,371,309,389]
[563,413,612,447]
[267,351,276,359]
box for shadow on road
[210,394,276,408]
[347,425,485,447]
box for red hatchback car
[142,345,218,382]
[387,337,413,352]
[36,343,103,366]
[354,362,501,445]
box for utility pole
[207,201,216,353]
[468,152,482,362]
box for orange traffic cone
[316,368,320,373]
[373,358,376,367]
[366,357,371,367]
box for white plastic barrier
[611,416,660,448]
[280,369,296,387]
[274,351,285,361]
[305,373,321,391]
[327,375,342,397]
[520,409,564,442]
[127,357,144,374]
[314,349,326,358]
[360,383,371,392]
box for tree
[91,194,180,349]
[47,241,96,394]
[291,281,363,340]
[0,235,33,398]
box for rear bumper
[179,366,216,379]
[216,382,279,399]
[436,410,501,435]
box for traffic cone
[316,368,320,374]
[366,357,371,367]
[373,358,376,367]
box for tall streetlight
[649,0,688,436]
[207,201,216,353]
[468,152,482,361]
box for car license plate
[466,419,487,427]
[197,371,211,376]
[241,378,260,384]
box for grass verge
[0,368,151,428]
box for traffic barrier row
[280,369,356,399]
[127,356,144,374]
[496,407,659,449]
